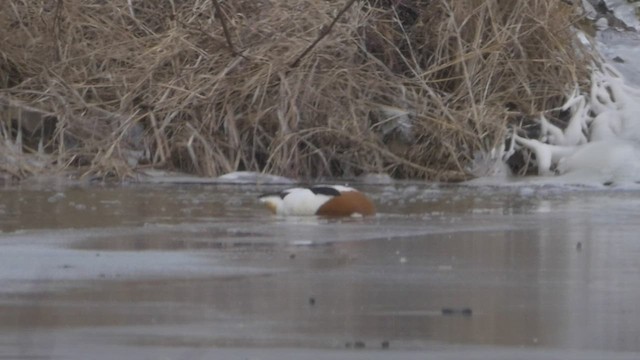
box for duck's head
[258,193,285,214]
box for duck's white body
[259,185,376,217]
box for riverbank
[1,0,590,182]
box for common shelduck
[258,185,376,217]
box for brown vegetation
[0,0,592,181]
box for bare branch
[290,0,358,68]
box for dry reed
[0,0,592,181]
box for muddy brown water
[0,182,639,359]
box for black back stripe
[309,186,342,197]
[259,186,343,199]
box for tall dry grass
[0,0,592,181]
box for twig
[290,0,358,68]
[53,0,64,61]
[211,0,236,55]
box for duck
[258,185,376,217]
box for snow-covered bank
[512,65,640,184]
[472,62,640,187]
[474,1,640,187]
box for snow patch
[514,64,640,185]
[139,170,295,185]
[603,0,640,30]
[476,61,640,186]
[215,171,295,185]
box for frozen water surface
[0,182,640,360]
